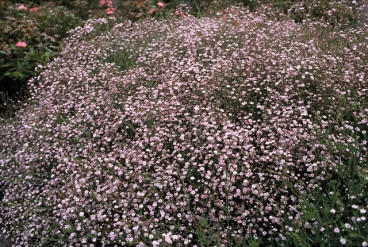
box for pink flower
[175,10,185,17]
[340,238,346,245]
[29,7,39,13]
[107,0,113,7]
[157,2,164,8]
[18,4,27,11]
[99,0,106,7]
[152,240,161,247]
[16,41,27,48]
[149,8,156,15]
[106,7,114,15]
[163,234,172,244]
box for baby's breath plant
[0,3,367,247]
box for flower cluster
[175,3,191,18]
[17,4,39,13]
[148,1,165,16]
[100,0,115,15]
[0,5,367,246]
[287,0,357,27]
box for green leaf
[12,71,24,78]
[0,50,11,55]
[1,64,12,68]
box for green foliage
[281,93,368,246]
[106,49,137,71]
[0,44,56,81]
[0,2,83,115]
[0,44,56,115]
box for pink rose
[18,4,27,11]
[16,41,27,48]
[106,7,114,15]
[99,0,106,7]
[157,2,164,8]
[149,8,156,15]
[29,7,39,13]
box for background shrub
[0,2,85,115]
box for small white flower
[344,223,351,229]
[334,227,340,233]
[152,240,161,247]
[163,233,173,244]
[362,241,368,247]
[340,238,346,245]
[330,208,336,214]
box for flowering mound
[1,8,368,246]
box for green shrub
[0,3,82,115]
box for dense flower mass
[0,6,367,246]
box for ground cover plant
[0,0,363,116]
[1,1,368,246]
